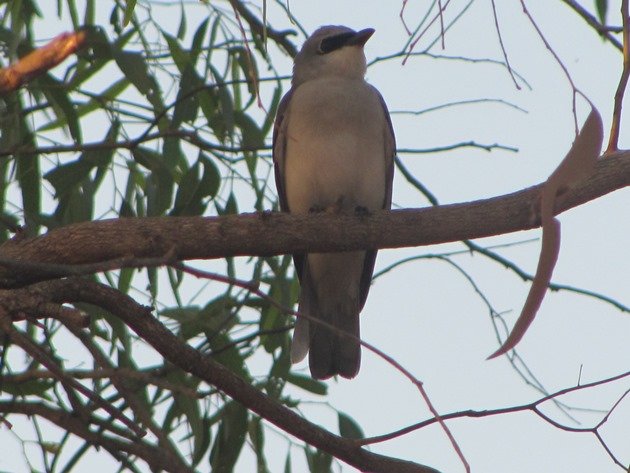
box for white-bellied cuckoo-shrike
[273,25,396,379]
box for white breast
[284,77,387,214]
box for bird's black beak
[347,28,375,47]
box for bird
[272,25,395,379]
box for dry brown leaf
[488,107,603,359]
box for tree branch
[0,151,628,287]
[0,31,87,95]
[5,278,440,473]
[560,0,624,50]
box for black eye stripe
[318,32,355,54]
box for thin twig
[397,141,518,154]
[359,370,630,451]
[390,97,528,115]
[559,0,623,50]
[404,0,453,64]
[0,313,146,438]
[606,0,630,153]
[490,0,520,89]
[519,0,588,135]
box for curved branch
[15,278,440,473]
[0,151,628,287]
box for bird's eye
[317,32,355,54]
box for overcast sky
[1,1,628,473]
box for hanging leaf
[209,402,248,473]
[285,373,327,396]
[122,0,136,26]
[595,0,608,25]
[113,49,154,96]
[489,107,603,358]
[338,412,364,440]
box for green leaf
[39,79,129,132]
[37,74,82,144]
[122,0,136,26]
[84,0,95,25]
[209,402,248,473]
[171,152,220,216]
[262,86,282,137]
[216,191,238,216]
[45,160,92,198]
[207,66,235,141]
[210,335,249,378]
[147,266,158,301]
[338,412,364,440]
[161,297,236,340]
[191,417,213,466]
[190,17,209,64]
[132,146,173,174]
[117,267,135,294]
[163,32,190,73]
[304,447,332,473]
[162,136,185,171]
[285,373,327,396]
[595,0,607,24]
[1,379,54,397]
[66,27,115,87]
[120,163,139,217]
[132,147,174,216]
[265,346,290,399]
[66,0,79,29]
[248,417,270,473]
[172,65,201,128]
[259,277,293,353]
[177,394,203,456]
[172,160,201,215]
[45,123,117,198]
[198,152,221,200]
[234,110,265,148]
[16,152,41,228]
[113,50,154,97]
[52,186,94,224]
[176,2,187,40]
[230,46,258,100]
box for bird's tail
[309,303,360,379]
[290,256,361,379]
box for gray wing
[358,86,396,310]
[272,88,306,280]
[272,89,293,213]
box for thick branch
[0,152,627,287]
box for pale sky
[1,1,628,473]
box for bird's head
[292,25,374,85]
